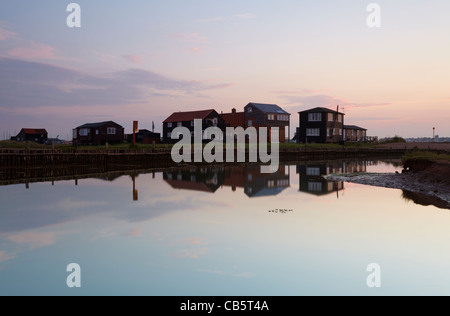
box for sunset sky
[1,0,449,140]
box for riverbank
[325,158,450,209]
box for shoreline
[325,172,450,209]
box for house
[244,103,291,143]
[163,167,225,193]
[11,129,48,144]
[297,162,345,196]
[221,108,246,141]
[73,121,124,145]
[344,125,367,142]
[162,109,225,143]
[126,129,161,144]
[243,165,290,197]
[297,107,345,143]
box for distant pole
[433,127,435,142]
[133,121,138,146]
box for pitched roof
[76,121,121,129]
[221,111,245,127]
[22,128,47,134]
[163,109,216,123]
[247,103,290,115]
[299,107,345,115]
[344,125,367,130]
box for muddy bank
[325,160,450,209]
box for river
[1,159,450,295]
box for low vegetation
[402,151,450,164]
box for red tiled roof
[22,129,47,134]
[221,112,245,127]
[163,109,216,123]
[164,179,215,193]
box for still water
[1,159,450,296]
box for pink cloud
[0,250,14,263]
[8,41,57,60]
[170,248,208,259]
[124,227,142,237]
[0,27,15,41]
[122,54,143,64]
[8,231,58,250]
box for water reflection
[2,158,450,296]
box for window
[79,128,89,136]
[168,132,172,138]
[328,113,334,122]
[168,122,172,128]
[177,122,182,127]
[308,113,321,122]
[306,128,320,136]
[307,167,321,176]
[308,182,322,192]
[96,130,99,135]
[268,114,275,120]
[248,120,253,127]
[248,107,253,113]
[278,115,288,121]
[267,180,275,188]
[248,174,253,181]
[338,115,343,123]
[191,121,195,127]
[213,118,218,126]
[107,127,116,135]
[72,129,77,139]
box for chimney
[232,108,236,114]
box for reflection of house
[344,125,367,142]
[297,162,344,196]
[242,165,290,198]
[297,160,368,196]
[244,103,291,143]
[163,167,225,193]
[73,121,125,145]
[11,128,48,144]
[162,109,225,143]
[298,107,344,144]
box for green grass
[402,151,450,163]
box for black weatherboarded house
[11,129,48,144]
[298,107,345,144]
[73,121,124,145]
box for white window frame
[107,127,116,135]
[79,128,89,136]
[306,128,320,137]
[308,113,322,122]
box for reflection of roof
[164,179,216,193]
[247,186,288,197]
[221,112,245,127]
[164,109,216,123]
[77,121,122,129]
[299,107,345,115]
[344,125,367,131]
[247,103,290,115]
[22,128,47,134]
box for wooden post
[133,121,138,146]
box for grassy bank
[402,151,450,164]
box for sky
[0,0,449,140]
